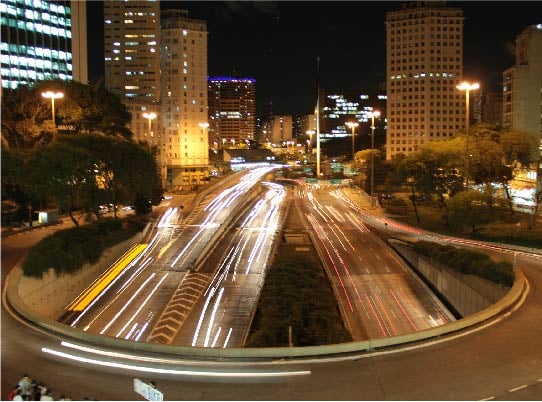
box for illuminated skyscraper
[319,89,386,140]
[104,0,160,101]
[385,2,464,159]
[502,24,542,136]
[160,9,208,189]
[104,1,161,145]
[1,0,87,89]
[208,77,256,147]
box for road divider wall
[16,224,149,320]
[5,215,527,361]
[389,240,509,317]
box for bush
[245,257,352,347]
[412,240,514,287]
[22,218,144,278]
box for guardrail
[6,258,527,361]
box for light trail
[99,273,156,335]
[66,243,148,312]
[41,347,311,378]
[115,273,170,338]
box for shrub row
[413,240,514,287]
[245,257,352,347]
[22,218,145,278]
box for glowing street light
[456,81,480,186]
[345,121,359,160]
[199,122,209,136]
[369,110,380,208]
[41,91,64,140]
[142,112,157,144]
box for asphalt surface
[2,182,542,400]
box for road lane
[298,184,454,340]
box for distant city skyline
[87,1,542,117]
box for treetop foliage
[1,79,132,149]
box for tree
[1,85,52,149]
[447,190,495,233]
[58,134,161,216]
[23,142,98,226]
[1,80,133,149]
[499,129,539,167]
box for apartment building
[385,2,464,159]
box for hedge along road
[2,191,542,400]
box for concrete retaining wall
[17,227,148,320]
[391,241,509,317]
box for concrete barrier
[390,240,509,317]
[6,250,527,361]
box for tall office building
[269,115,293,145]
[103,1,161,145]
[502,24,542,136]
[104,1,160,101]
[208,76,256,148]
[1,0,87,89]
[160,9,208,188]
[385,2,464,159]
[482,92,503,127]
[319,89,386,140]
[502,24,542,199]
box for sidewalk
[342,186,387,219]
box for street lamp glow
[456,81,480,91]
[368,110,380,208]
[41,91,64,139]
[456,81,480,186]
[142,112,157,143]
[345,121,359,160]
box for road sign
[134,378,163,401]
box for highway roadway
[174,180,286,347]
[2,180,542,400]
[62,168,278,345]
[2,249,541,400]
[297,184,455,340]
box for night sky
[87,1,542,117]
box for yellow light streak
[66,244,148,312]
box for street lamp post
[345,121,359,160]
[142,112,157,146]
[369,110,380,208]
[456,81,480,187]
[41,91,64,140]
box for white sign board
[134,378,163,401]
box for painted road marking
[508,385,528,393]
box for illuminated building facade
[502,24,542,201]
[104,0,160,101]
[208,76,256,148]
[269,115,292,145]
[385,2,464,159]
[319,89,386,141]
[104,1,161,146]
[482,92,502,127]
[502,24,542,136]
[160,9,208,188]
[1,0,87,89]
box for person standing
[17,374,32,400]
